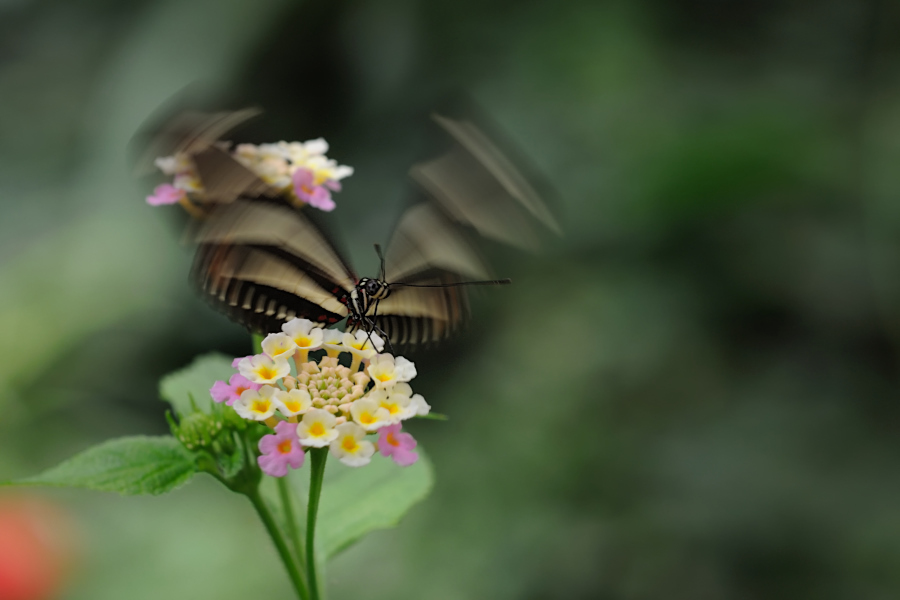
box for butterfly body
[340,278,392,337]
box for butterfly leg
[375,324,394,355]
[364,299,395,354]
[364,299,381,349]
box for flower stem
[248,489,309,600]
[306,447,328,600]
[278,476,304,564]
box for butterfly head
[358,277,391,300]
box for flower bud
[301,362,320,375]
[172,412,219,449]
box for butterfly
[157,110,560,350]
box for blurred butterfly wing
[192,145,276,205]
[193,244,349,332]
[368,281,468,347]
[192,199,356,333]
[385,203,491,283]
[432,114,560,234]
[368,203,489,347]
[135,107,262,177]
[195,200,357,290]
[409,113,561,251]
[139,108,359,334]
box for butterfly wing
[191,145,275,205]
[135,107,261,177]
[141,108,358,334]
[361,204,490,347]
[368,113,561,348]
[409,113,561,252]
[192,199,357,333]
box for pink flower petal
[394,431,417,451]
[146,183,185,206]
[257,421,306,477]
[274,421,297,436]
[377,424,417,462]
[292,169,336,212]
[210,380,232,404]
[292,168,314,192]
[258,453,289,477]
[229,374,260,393]
[258,434,282,455]
[285,446,305,469]
[307,187,336,212]
[392,447,419,467]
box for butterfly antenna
[391,278,512,288]
[374,244,386,281]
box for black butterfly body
[162,111,559,349]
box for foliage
[294,452,434,559]
[4,353,433,600]
[160,353,237,416]
[7,437,197,496]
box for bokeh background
[3,0,900,598]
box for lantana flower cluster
[146,138,353,212]
[209,318,430,477]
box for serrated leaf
[7,436,197,496]
[289,451,434,559]
[160,352,236,415]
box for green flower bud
[174,412,219,449]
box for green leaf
[290,451,435,559]
[160,352,236,415]
[215,439,246,480]
[7,436,197,495]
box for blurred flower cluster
[0,496,76,600]
[210,319,430,476]
[146,138,353,212]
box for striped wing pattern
[366,280,469,347]
[192,199,356,333]
[346,202,486,347]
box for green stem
[278,476,304,564]
[248,490,309,600]
[306,448,328,600]
[252,332,265,353]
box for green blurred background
[3,0,900,598]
